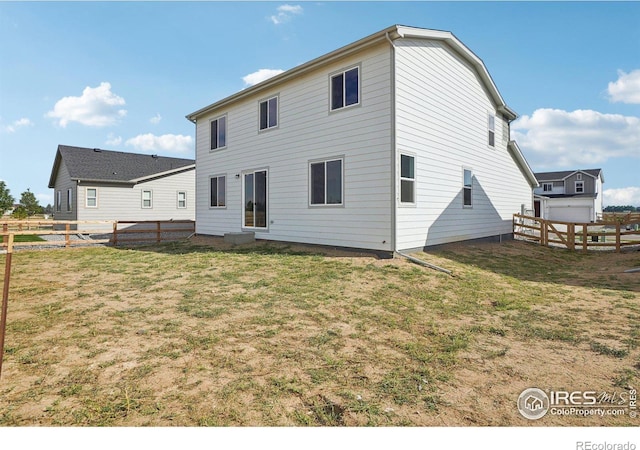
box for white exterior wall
[394,39,532,249]
[195,43,393,251]
[544,197,597,223]
[76,170,196,224]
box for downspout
[385,31,397,254]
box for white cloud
[243,69,285,87]
[125,133,193,153]
[603,187,640,207]
[512,108,640,168]
[105,133,122,146]
[269,4,303,25]
[1,117,33,133]
[149,113,162,124]
[607,69,640,104]
[45,82,127,127]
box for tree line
[0,181,50,219]
[603,205,640,212]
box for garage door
[548,206,591,223]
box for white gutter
[385,31,397,254]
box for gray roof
[535,169,603,183]
[49,145,195,188]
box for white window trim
[308,156,345,207]
[577,173,583,180]
[210,115,227,151]
[488,113,496,148]
[259,95,279,131]
[575,181,585,193]
[242,168,269,230]
[177,191,187,209]
[141,190,153,209]
[86,188,98,208]
[399,153,416,206]
[463,168,473,208]
[209,174,227,209]
[329,65,361,112]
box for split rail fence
[1,219,195,250]
[513,214,640,253]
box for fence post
[616,223,621,253]
[568,223,575,251]
[65,223,70,248]
[582,224,588,253]
[112,222,118,246]
[0,233,14,380]
[156,221,161,244]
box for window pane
[464,169,472,188]
[268,97,278,128]
[210,178,218,207]
[488,115,495,131]
[311,162,325,204]
[218,116,226,148]
[211,120,218,149]
[488,130,495,147]
[326,160,342,204]
[345,68,359,106]
[255,171,267,228]
[244,174,254,227]
[218,177,226,207]
[463,188,472,206]
[260,101,268,130]
[331,74,344,110]
[401,180,414,203]
[401,155,414,179]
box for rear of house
[187,25,536,252]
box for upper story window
[488,114,495,147]
[463,168,473,207]
[210,115,227,150]
[575,181,584,193]
[576,173,582,180]
[400,154,415,204]
[331,66,359,111]
[259,96,278,130]
[543,183,553,192]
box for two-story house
[186,25,537,253]
[533,169,604,222]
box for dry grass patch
[1,238,638,426]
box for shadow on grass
[426,240,640,293]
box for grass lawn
[11,235,46,243]
[0,237,638,426]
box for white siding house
[187,25,537,252]
[48,145,196,224]
[533,169,604,222]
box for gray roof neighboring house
[48,145,195,188]
[534,169,604,183]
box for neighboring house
[48,145,196,226]
[533,169,604,222]
[186,25,537,252]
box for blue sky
[1,1,639,207]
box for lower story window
[177,191,187,209]
[463,169,473,207]
[310,158,343,205]
[142,190,153,209]
[400,154,415,204]
[210,175,226,208]
[86,188,97,208]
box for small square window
[575,181,584,193]
[543,183,553,192]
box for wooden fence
[513,214,640,253]
[1,219,195,250]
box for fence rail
[513,214,640,253]
[1,219,195,250]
